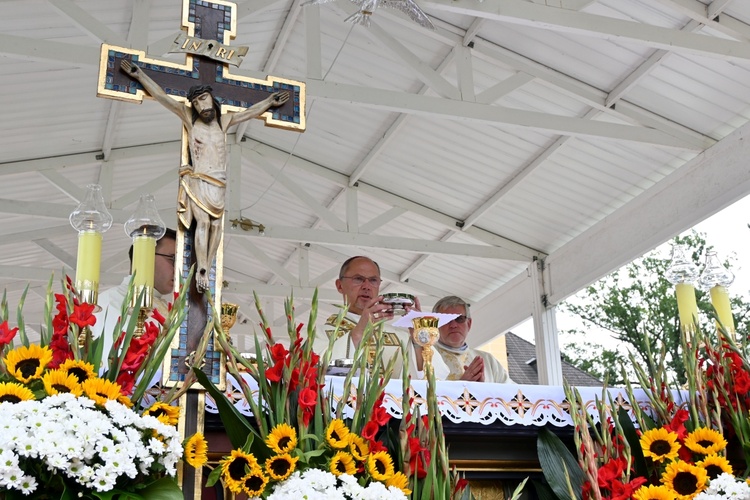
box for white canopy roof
[1,0,750,349]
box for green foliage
[537,428,584,500]
[561,231,750,384]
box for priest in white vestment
[432,295,514,383]
[314,256,451,380]
[92,229,177,358]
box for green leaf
[531,478,563,500]
[241,430,255,453]
[193,366,255,449]
[537,427,583,500]
[206,464,224,487]
[301,448,328,460]
[132,477,184,500]
[617,406,647,477]
[508,477,529,500]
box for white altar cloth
[204,374,677,427]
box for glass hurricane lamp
[124,194,166,311]
[69,184,113,307]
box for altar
[199,376,661,498]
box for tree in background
[560,231,750,385]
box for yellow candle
[75,230,102,291]
[675,283,699,334]
[710,285,734,333]
[131,235,156,288]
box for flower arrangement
[196,292,474,499]
[538,316,750,500]
[0,275,208,499]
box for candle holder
[411,316,440,369]
[699,251,735,334]
[124,194,165,336]
[69,184,113,309]
[665,244,700,336]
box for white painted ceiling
[2,0,750,350]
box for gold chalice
[411,315,440,368]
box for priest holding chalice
[318,256,451,379]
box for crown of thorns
[187,84,213,102]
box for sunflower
[184,432,208,468]
[4,344,53,383]
[662,461,707,500]
[640,428,681,463]
[349,434,370,461]
[696,454,733,480]
[81,378,122,406]
[684,428,727,456]
[241,467,268,497]
[220,449,260,491]
[330,451,357,476]
[265,423,297,454]
[366,450,395,481]
[326,418,351,449]
[143,402,180,426]
[41,370,83,397]
[386,471,412,495]
[117,394,134,408]
[57,359,96,384]
[264,453,298,481]
[0,382,35,403]
[632,484,677,500]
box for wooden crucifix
[97,0,305,387]
[97,1,305,496]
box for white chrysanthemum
[0,394,184,496]
[265,470,407,500]
[695,473,750,499]
[18,474,37,494]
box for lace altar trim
[203,375,675,427]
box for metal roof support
[529,258,562,386]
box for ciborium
[381,293,415,316]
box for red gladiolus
[151,308,166,326]
[266,361,284,383]
[368,439,388,453]
[453,478,469,494]
[665,408,689,441]
[596,457,626,489]
[372,405,391,426]
[361,421,380,441]
[298,387,317,409]
[411,448,430,479]
[116,371,136,395]
[609,476,647,500]
[0,320,18,347]
[54,294,68,316]
[269,343,289,364]
[48,331,73,368]
[70,303,97,328]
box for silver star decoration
[307,0,435,29]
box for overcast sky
[511,193,750,344]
